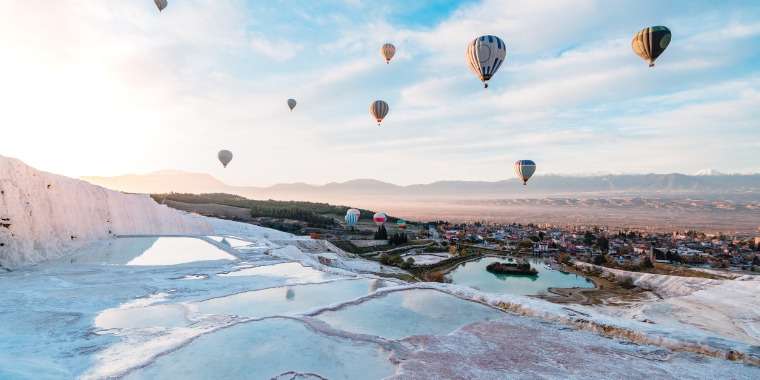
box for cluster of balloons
[150,5,671,187]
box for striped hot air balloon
[632,26,671,67]
[287,98,297,111]
[154,0,168,12]
[381,43,396,64]
[514,160,536,185]
[370,100,389,126]
[466,35,507,88]
[345,208,360,227]
[373,212,387,226]
[396,219,407,230]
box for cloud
[249,34,304,61]
[1,0,759,185]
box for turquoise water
[124,318,395,380]
[195,279,381,318]
[448,256,593,296]
[316,289,505,339]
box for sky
[0,0,759,186]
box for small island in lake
[486,259,538,276]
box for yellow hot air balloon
[370,100,389,126]
[381,43,396,64]
[632,26,671,67]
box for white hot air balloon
[154,0,168,12]
[218,150,233,168]
[466,35,507,88]
[287,98,297,111]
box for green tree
[597,236,610,253]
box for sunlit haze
[1,0,759,186]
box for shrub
[617,275,636,289]
[425,271,450,283]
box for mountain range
[82,171,760,202]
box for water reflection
[285,287,295,301]
[62,237,235,266]
[448,256,593,296]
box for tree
[538,231,545,241]
[584,231,595,246]
[374,225,388,240]
[597,236,610,253]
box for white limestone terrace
[0,156,212,268]
[1,155,760,379]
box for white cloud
[249,34,304,61]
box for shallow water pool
[194,279,384,318]
[448,256,593,296]
[316,288,505,339]
[123,318,395,380]
[64,237,236,266]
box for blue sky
[0,0,759,185]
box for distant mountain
[82,171,760,204]
[695,169,726,176]
[82,171,229,195]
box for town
[420,221,760,273]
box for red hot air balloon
[373,212,387,226]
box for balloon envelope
[218,150,233,168]
[381,43,396,64]
[287,98,297,111]
[514,160,536,185]
[370,100,389,125]
[373,212,387,226]
[466,35,507,88]
[396,219,407,229]
[345,211,359,227]
[632,26,671,67]
[154,0,168,11]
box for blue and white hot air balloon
[345,208,360,227]
[514,160,536,185]
[466,35,507,88]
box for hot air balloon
[396,219,407,230]
[154,0,168,12]
[218,150,233,168]
[381,43,396,64]
[466,35,507,88]
[287,98,297,111]
[370,100,389,126]
[373,212,387,226]
[632,26,671,67]
[514,160,536,185]
[345,208,360,227]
